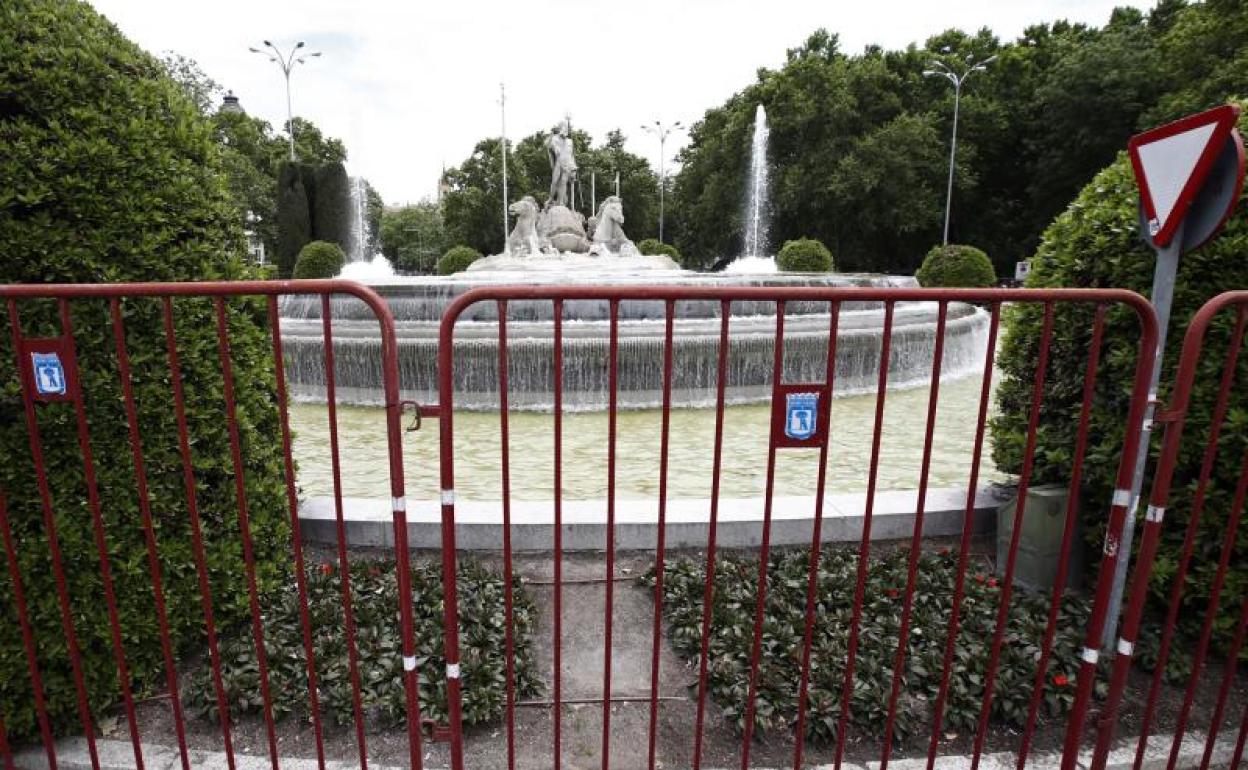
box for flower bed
[187,559,540,728]
[643,547,1090,743]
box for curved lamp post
[924,54,996,245]
[249,40,322,161]
[642,120,683,244]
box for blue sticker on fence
[784,391,818,441]
[31,351,67,397]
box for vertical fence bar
[110,298,190,770]
[213,298,280,770]
[0,492,58,770]
[926,301,1001,769]
[792,301,841,770]
[601,299,620,770]
[497,300,517,770]
[1163,444,1248,770]
[970,302,1054,770]
[691,300,732,770]
[1201,592,1248,769]
[0,712,10,770]
[647,300,676,770]
[266,297,327,770]
[834,300,895,770]
[739,302,786,770]
[6,299,100,770]
[1130,306,1246,769]
[319,294,370,769]
[553,298,565,770]
[1017,305,1106,769]
[1233,702,1248,769]
[163,298,235,768]
[59,299,144,769]
[437,294,465,770]
[879,301,948,769]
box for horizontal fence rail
[0,280,423,770]
[435,285,1161,770]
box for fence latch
[398,401,441,432]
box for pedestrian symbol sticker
[784,392,818,441]
[31,352,67,397]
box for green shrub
[644,547,1088,742]
[188,559,541,726]
[437,245,482,275]
[292,240,345,279]
[637,238,681,262]
[916,244,997,287]
[311,161,349,252]
[776,238,834,272]
[276,162,311,278]
[0,0,289,741]
[991,104,1248,652]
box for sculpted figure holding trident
[545,118,577,208]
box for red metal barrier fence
[0,281,424,770]
[435,285,1160,770]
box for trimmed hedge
[991,103,1248,654]
[188,558,541,726]
[637,238,682,262]
[437,245,482,275]
[311,161,349,253]
[276,162,311,279]
[916,244,997,288]
[777,238,834,272]
[645,547,1089,742]
[0,0,290,741]
[293,240,345,279]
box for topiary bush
[991,103,1248,654]
[916,244,997,288]
[311,161,349,253]
[637,238,682,262]
[437,245,482,275]
[292,240,345,279]
[188,558,542,726]
[276,161,311,279]
[645,547,1089,742]
[0,0,290,742]
[776,238,834,272]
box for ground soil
[108,539,1246,769]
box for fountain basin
[278,271,990,410]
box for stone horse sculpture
[590,196,637,256]
[506,196,545,257]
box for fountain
[339,175,399,281]
[725,106,779,274]
[281,115,991,412]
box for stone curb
[12,732,1237,770]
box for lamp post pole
[500,83,509,249]
[924,54,996,245]
[250,40,321,161]
[642,120,683,244]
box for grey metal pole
[1101,219,1185,651]
[591,171,596,215]
[942,80,961,245]
[500,83,508,250]
[285,70,295,161]
[658,134,666,244]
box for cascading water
[743,104,770,259]
[340,176,397,280]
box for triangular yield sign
[1129,104,1240,247]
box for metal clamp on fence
[398,400,441,432]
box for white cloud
[87,0,1152,205]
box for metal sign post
[1101,105,1245,650]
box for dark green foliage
[637,238,681,262]
[187,559,541,726]
[292,240,345,279]
[991,105,1248,651]
[381,202,446,274]
[0,0,289,742]
[916,244,997,287]
[644,547,1089,742]
[276,162,312,278]
[437,245,482,275]
[776,238,834,272]
[311,162,350,252]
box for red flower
[885,588,900,599]
[939,548,951,556]
[974,573,986,584]
[319,563,335,575]
[1053,674,1070,687]
[987,577,998,589]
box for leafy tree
[293,240,345,278]
[276,162,311,278]
[380,201,447,273]
[311,161,350,251]
[288,117,347,165]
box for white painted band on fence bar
[441,489,455,506]
[447,663,461,679]
[1082,647,1100,664]
[392,496,406,512]
[1117,638,1135,657]
[403,655,417,672]
[1146,505,1166,523]
[1112,488,1132,507]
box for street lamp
[249,40,322,161]
[924,53,996,245]
[642,119,683,245]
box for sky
[88,0,1155,207]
